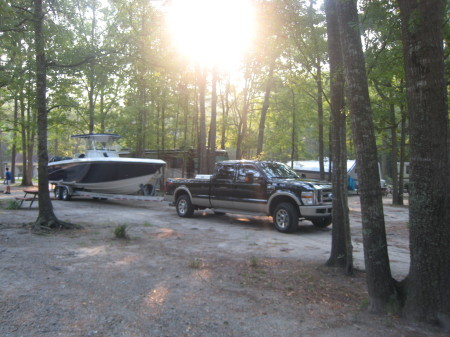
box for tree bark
[20,93,29,186]
[398,0,450,323]
[336,0,396,312]
[198,67,207,173]
[316,61,325,181]
[290,88,296,162]
[220,79,230,150]
[236,72,250,160]
[208,67,218,173]
[33,0,57,228]
[32,0,79,231]
[388,100,400,205]
[324,0,353,273]
[257,58,275,157]
[11,98,18,183]
[396,102,406,205]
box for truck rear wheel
[176,194,194,218]
[273,202,298,233]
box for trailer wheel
[61,187,72,201]
[273,202,298,233]
[54,187,63,200]
[176,194,194,218]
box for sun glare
[166,0,255,71]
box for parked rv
[288,159,386,193]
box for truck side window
[215,164,235,181]
[237,165,261,183]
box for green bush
[114,225,129,239]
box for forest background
[0,0,449,326]
[0,0,428,197]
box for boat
[48,133,166,195]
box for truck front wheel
[176,194,194,218]
[273,202,298,233]
[312,217,332,228]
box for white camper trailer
[288,159,386,193]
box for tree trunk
[398,0,450,323]
[20,94,29,186]
[26,102,35,186]
[236,65,252,160]
[336,0,396,312]
[33,0,57,228]
[220,79,230,150]
[290,88,296,163]
[389,101,400,205]
[396,102,407,205]
[11,98,18,183]
[88,71,95,134]
[257,59,275,157]
[32,0,78,230]
[316,59,325,180]
[208,67,218,173]
[324,0,353,273]
[198,67,207,173]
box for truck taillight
[164,181,172,192]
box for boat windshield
[260,162,299,179]
[71,134,122,158]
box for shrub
[114,225,129,239]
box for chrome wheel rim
[275,209,289,229]
[178,199,187,215]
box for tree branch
[46,56,96,68]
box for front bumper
[299,204,332,218]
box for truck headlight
[301,191,315,205]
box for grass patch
[5,199,21,210]
[113,225,129,239]
[188,258,203,269]
[250,256,259,268]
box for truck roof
[218,160,280,165]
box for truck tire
[176,194,194,218]
[312,217,332,228]
[61,187,71,201]
[273,202,298,233]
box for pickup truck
[165,160,332,233]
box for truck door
[210,163,235,209]
[233,163,267,212]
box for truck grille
[319,189,333,203]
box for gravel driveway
[0,189,441,337]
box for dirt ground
[0,186,445,337]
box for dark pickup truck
[165,160,332,233]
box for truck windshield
[260,162,299,179]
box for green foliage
[5,199,21,210]
[113,225,129,239]
[1,0,408,178]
